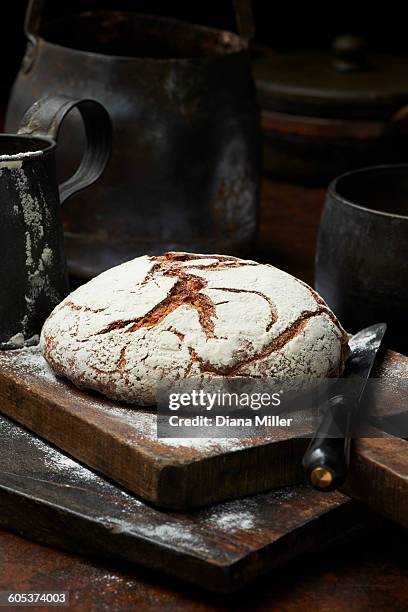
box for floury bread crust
[40,252,349,405]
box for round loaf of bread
[40,252,349,404]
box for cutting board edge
[0,480,360,593]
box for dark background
[1,1,408,112]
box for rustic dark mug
[0,95,111,349]
[315,164,408,353]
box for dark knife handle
[302,394,354,492]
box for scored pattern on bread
[41,252,349,405]
[93,255,277,340]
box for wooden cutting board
[0,347,406,511]
[0,347,310,509]
[0,413,366,593]
[342,435,408,528]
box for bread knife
[302,322,387,492]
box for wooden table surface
[0,176,407,609]
[1,523,407,611]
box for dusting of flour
[0,160,57,345]
[2,348,247,454]
[6,420,97,484]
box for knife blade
[302,322,387,492]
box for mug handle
[17,95,112,205]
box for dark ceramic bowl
[316,164,408,354]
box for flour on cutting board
[3,333,25,349]
[1,333,40,351]
[4,347,250,453]
[9,346,57,383]
[3,417,97,484]
[207,509,255,531]
[87,402,247,453]
[1,416,228,554]
[3,415,213,556]
[131,522,207,549]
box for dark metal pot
[7,1,260,279]
[315,164,408,354]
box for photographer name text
[167,415,293,427]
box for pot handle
[24,0,46,43]
[17,95,112,205]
